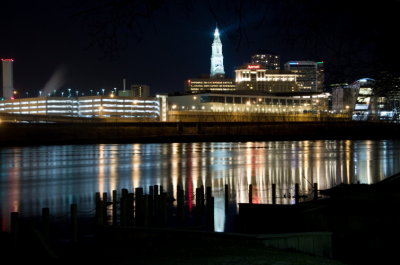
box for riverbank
[1,121,400,146]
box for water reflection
[1,140,400,232]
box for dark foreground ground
[0,231,348,265]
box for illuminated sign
[247,64,261,69]
[1,59,14,62]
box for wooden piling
[195,187,202,224]
[313,183,318,201]
[102,192,108,224]
[177,186,184,222]
[102,192,108,203]
[42,207,50,242]
[120,193,127,227]
[272,184,276,205]
[206,197,214,231]
[95,196,104,226]
[295,183,299,204]
[134,187,144,226]
[200,185,205,216]
[135,187,144,226]
[143,195,149,227]
[249,184,253,204]
[11,212,19,247]
[95,192,101,204]
[112,190,118,226]
[128,193,135,226]
[149,186,154,221]
[224,184,229,214]
[70,204,78,243]
[159,192,168,226]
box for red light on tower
[1,58,14,62]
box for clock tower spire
[210,25,225,78]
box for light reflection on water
[1,140,400,232]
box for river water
[1,140,400,232]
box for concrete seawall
[1,121,400,146]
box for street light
[39,91,42,97]
[68,88,71,97]
[102,88,105,95]
[90,89,93,96]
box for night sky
[1,0,399,96]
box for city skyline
[1,0,399,96]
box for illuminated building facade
[168,92,329,121]
[251,53,280,70]
[235,64,299,93]
[1,59,14,99]
[284,61,324,92]
[184,78,236,94]
[210,27,225,78]
[0,96,163,120]
[331,83,359,113]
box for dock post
[135,187,144,226]
[177,185,184,222]
[249,184,253,204]
[112,190,118,226]
[272,184,276,205]
[128,193,134,226]
[224,184,229,214]
[313,183,318,201]
[206,197,214,231]
[102,192,108,225]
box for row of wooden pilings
[8,183,318,244]
[93,185,217,230]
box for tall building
[331,83,359,113]
[210,26,225,78]
[251,53,280,70]
[186,26,233,94]
[1,59,14,99]
[284,61,324,92]
[235,64,299,93]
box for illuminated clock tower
[210,26,225,78]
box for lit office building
[168,92,329,121]
[235,64,299,93]
[251,53,280,70]
[184,78,236,94]
[0,96,164,121]
[284,61,324,92]
[331,83,359,113]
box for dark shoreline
[1,121,400,147]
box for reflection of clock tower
[210,26,225,78]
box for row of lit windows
[173,104,311,113]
